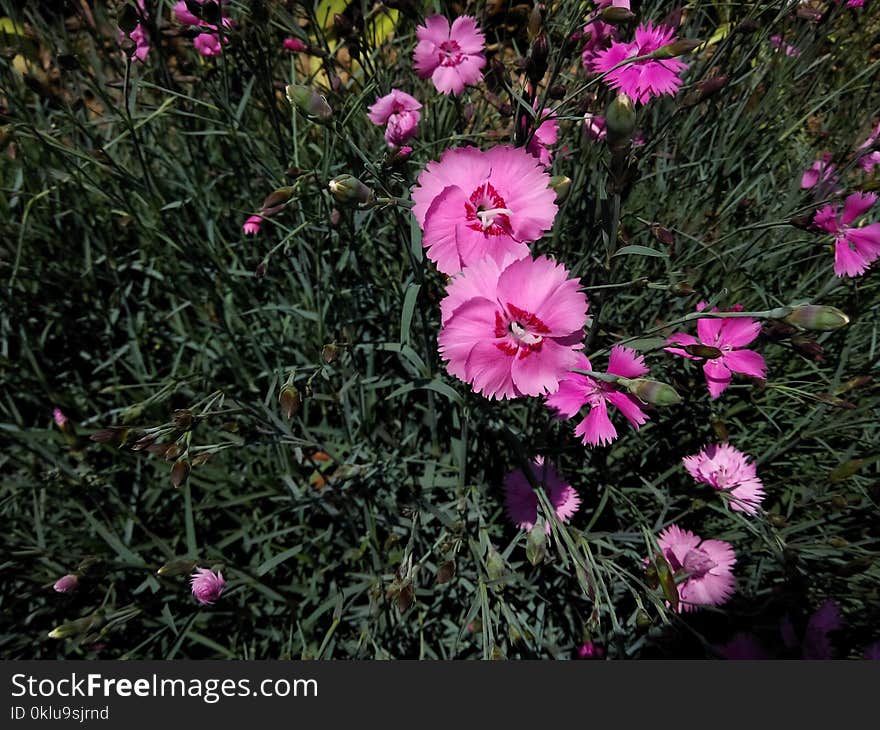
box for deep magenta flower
[242,215,263,236]
[665,302,766,399]
[190,568,226,605]
[367,90,421,147]
[857,121,880,173]
[413,15,486,96]
[583,113,607,142]
[581,18,618,68]
[503,458,580,533]
[546,346,649,447]
[283,37,307,53]
[174,0,233,57]
[656,524,736,612]
[801,152,841,193]
[683,443,765,515]
[412,145,558,275]
[813,192,880,277]
[576,641,605,659]
[781,600,842,660]
[117,1,151,63]
[590,22,689,104]
[438,254,588,400]
[53,574,79,593]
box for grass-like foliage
[1,0,878,660]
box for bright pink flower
[782,600,842,660]
[584,113,607,142]
[839,0,865,6]
[800,152,841,193]
[368,90,421,147]
[117,0,150,62]
[190,568,225,605]
[576,641,605,659]
[412,145,558,275]
[193,32,223,57]
[858,121,880,174]
[53,574,79,593]
[413,15,486,95]
[503,457,580,532]
[813,192,880,277]
[655,524,736,612]
[683,443,765,515]
[242,215,263,236]
[174,0,232,56]
[546,346,649,447]
[581,18,618,68]
[525,108,558,167]
[438,255,588,400]
[173,0,201,25]
[665,302,766,399]
[590,23,689,104]
[283,37,307,53]
[770,34,800,57]
[53,408,68,428]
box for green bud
[260,186,296,216]
[621,378,682,406]
[279,385,301,421]
[48,613,101,640]
[321,343,339,364]
[549,175,572,204]
[651,39,702,60]
[784,304,850,332]
[527,4,542,42]
[328,174,374,206]
[157,558,198,577]
[526,518,547,566]
[485,545,506,583]
[601,7,636,24]
[605,93,637,144]
[285,84,332,122]
[683,344,723,359]
[655,555,679,612]
[669,281,696,297]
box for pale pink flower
[53,408,68,428]
[193,32,223,57]
[368,90,421,147]
[438,255,588,400]
[665,302,767,399]
[584,113,607,142]
[283,37,307,53]
[655,524,736,612]
[242,215,263,236]
[857,121,880,174]
[781,600,841,660]
[53,574,79,593]
[590,22,689,104]
[413,15,486,95]
[190,568,225,605]
[813,192,880,277]
[546,346,649,447]
[770,34,800,57]
[503,457,580,532]
[800,152,840,193]
[412,145,558,275]
[525,108,558,167]
[683,443,765,515]
[576,641,605,659]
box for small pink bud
[53,408,68,428]
[190,568,226,605]
[577,641,605,659]
[53,574,79,593]
[282,37,307,53]
[242,215,263,236]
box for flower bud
[784,304,850,332]
[548,83,566,100]
[328,174,374,206]
[170,458,191,488]
[526,517,547,566]
[117,4,140,34]
[669,281,696,297]
[90,426,130,445]
[621,378,682,406]
[172,409,193,430]
[527,4,542,42]
[486,545,506,583]
[321,343,339,364]
[601,7,636,24]
[260,186,296,216]
[278,384,301,420]
[48,613,101,640]
[157,558,198,577]
[605,93,637,144]
[651,39,702,60]
[549,175,572,203]
[655,555,679,611]
[526,33,549,85]
[436,560,456,585]
[285,84,332,123]
[53,574,79,593]
[683,344,723,359]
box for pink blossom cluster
[173,0,234,57]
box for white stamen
[477,207,513,230]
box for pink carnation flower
[590,22,689,104]
[813,192,880,277]
[503,457,580,532]
[438,255,588,400]
[368,89,421,147]
[546,346,649,447]
[190,568,226,605]
[412,145,558,275]
[53,574,79,593]
[665,302,767,399]
[242,215,263,236]
[53,407,68,428]
[576,641,605,659]
[174,0,233,57]
[781,599,842,660]
[584,113,607,142]
[117,0,150,63]
[581,18,618,68]
[283,37,307,53]
[857,121,880,174]
[193,32,223,57]
[800,152,841,193]
[525,108,558,167]
[683,443,766,515]
[413,15,486,96]
[656,524,736,612]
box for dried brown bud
[170,459,191,488]
[436,560,456,585]
[683,344,724,359]
[669,281,696,297]
[260,186,296,216]
[279,385,301,421]
[321,343,339,364]
[548,84,566,100]
[172,409,193,430]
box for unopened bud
[655,555,679,611]
[170,459,191,488]
[527,4,542,42]
[784,304,850,331]
[48,613,100,640]
[328,174,373,205]
[548,83,566,100]
[117,4,139,34]
[697,75,728,100]
[53,574,79,593]
[260,186,296,216]
[157,558,198,577]
[549,175,572,203]
[601,7,636,24]
[526,518,547,566]
[621,378,682,406]
[285,84,332,123]
[669,281,695,297]
[436,560,456,585]
[172,409,193,430]
[321,343,339,364]
[683,344,723,359]
[526,33,549,84]
[279,384,301,420]
[90,426,130,445]
[486,545,506,583]
[605,93,637,143]
[651,39,702,60]
[790,335,824,362]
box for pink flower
[525,108,558,167]
[665,302,767,399]
[581,18,618,68]
[438,255,588,400]
[857,121,880,174]
[683,443,765,515]
[190,568,226,605]
[576,641,605,659]
[53,408,68,428]
[503,457,580,532]
[174,0,233,56]
[368,89,421,147]
[193,32,223,57]
[800,152,840,193]
[546,346,650,447]
[584,113,607,142]
[813,192,880,277]
[283,37,307,53]
[655,524,736,612]
[412,145,558,275]
[770,34,800,57]
[173,0,201,26]
[781,600,842,660]
[590,23,689,104]
[413,15,486,95]
[242,215,263,236]
[117,0,150,62]
[53,574,79,593]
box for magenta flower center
[465,182,513,236]
[438,39,463,66]
[666,547,716,579]
[494,304,550,358]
